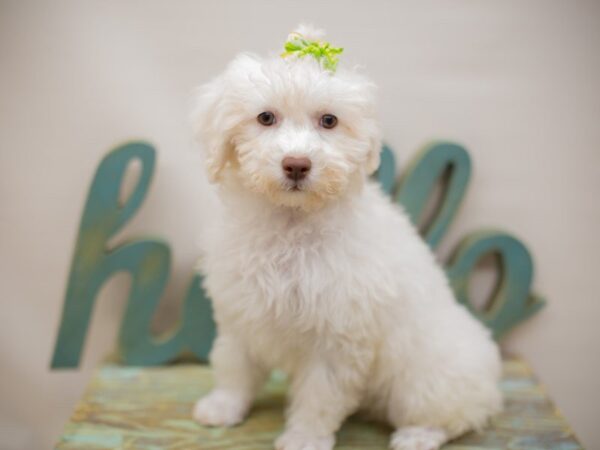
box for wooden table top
[56,357,582,449]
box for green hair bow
[281,33,344,72]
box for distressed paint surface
[51,142,216,368]
[447,231,546,339]
[395,141,471,250]
[56,358,581,449]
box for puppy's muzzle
[282,157,312,182]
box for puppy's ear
[192,54,264,183]
[365,125,383,175]
[346,74,381,175]
[191,76,235,183]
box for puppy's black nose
[282,157,312,181]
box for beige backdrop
[1,1,599,448]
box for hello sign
[51,141,545,368]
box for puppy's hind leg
[193,333,267,427]
[390,426,447,450]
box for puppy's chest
[237,229,332,296]
[213,223,355,314]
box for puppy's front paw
[275,429,334,450]
[390,426,447,450]
[192,389,249,427]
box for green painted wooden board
[51,141,545,368]
[56,357,581,449]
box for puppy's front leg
[193,333,266,427]
[276,355,367,450]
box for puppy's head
[192,25,381,211]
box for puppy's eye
[257,111,276,126]
[320,114,338,129]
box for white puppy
[191,25,502,450]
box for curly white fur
[191,24,502,450]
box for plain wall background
[1,1,599,448]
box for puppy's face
[193,54,381,211]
